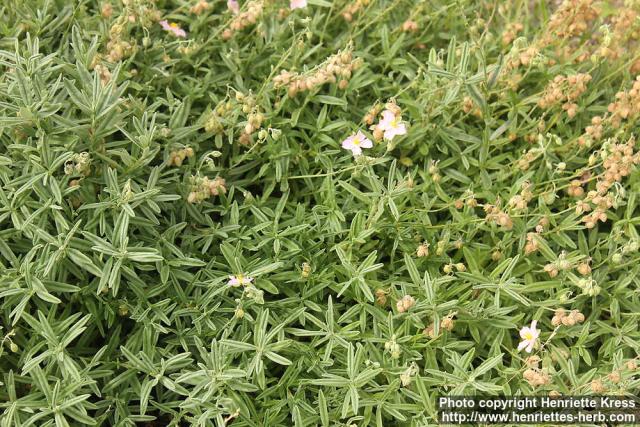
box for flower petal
[381,110,395,123]
[290,0,307,10]
[342,136,354,149]
[384,128,402,141]
[228,0,240,14]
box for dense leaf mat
[1,0,640,425]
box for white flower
[228,274,253,287]
[518,320,540,353]
[290,0,307,10]
[159,20,187,38]
[377,110,407,141]
[341,130,373,156]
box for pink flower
[517,320,540,353]
[342,131,373,156]
[227,0,240,14]
[377,110,407,141]
[228,274,253,287]
[290,0,307,9]
[160,20,187,38]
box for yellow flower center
[390,118,399,128]
[524,332,533,341]
[352,137,361,146]
[237,274,244,282]
[170,22,179,28]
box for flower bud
[576,262,591,275]
[441,317,455,331]
[416,243,429,257]
[118,304,129,316]
[590,379,606,393]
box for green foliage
[1,0,640,426]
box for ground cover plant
[1,0,640,425]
